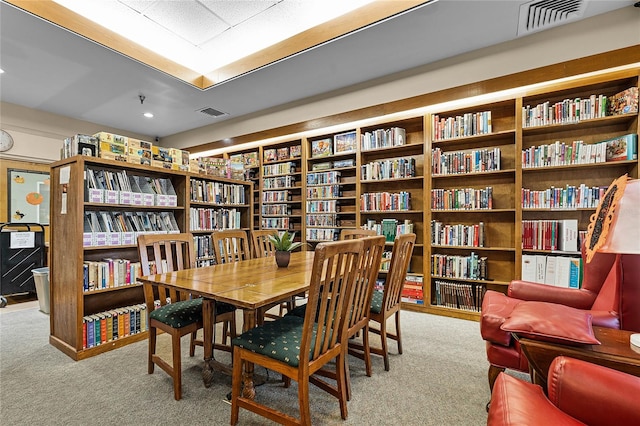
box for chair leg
[379,318,390,371]
[336,351,348,420]
[488,364,505,392]
[395,310,403,355]
[344,350,352,401]
[230,348,243,425]
[171,330,182,401]
[189,331,197,357]
[298,375,312,425]
[362,324,372,377]
[148,327,157,374]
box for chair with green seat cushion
[230,239,364,425]
[349,233,416,372]
[138,233,237,401]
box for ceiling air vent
[198,107,228,118]
[518,0,587,36]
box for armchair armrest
[508,280,596,309]
[548,357,640,426]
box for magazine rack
[0,223,46,300]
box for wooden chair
[230,239,364,425]
[350,233,416,371]
[250,229,278,258]
[340,228,377,240]
[211,229,252,264]
[137,233,236,400]
[315,235,385,401]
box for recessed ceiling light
[0,69,4,74]
[143,112,154,118]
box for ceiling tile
[200,0,279,26]
[117,0,158,14]
[142,1,229,46]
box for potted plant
[269,231,303,267]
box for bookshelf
[226,148,260,230]
[49,156,252,360]
[260,139,304,244]
[215,67,639,322]
[305,131,358,246]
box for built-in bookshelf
[260,140,303,243]
[225,148,260,229]
[216,67,639,322]
[49,156,252,359]
[305,131,358,246]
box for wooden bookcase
[217,67,640,322]
[49,156,252,360]
[304,130,358,247]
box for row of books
[306,228,339,242]
[432,110,492,141]
[262,204,291,216]
[263,190,291,203]
[86,170,178,207]
[360,157,417,181]
[433,280,486,312]
[431,187,493,210]
[306,200,338,213]
[193,235,215,260]
[361,127,407,150]
[83,258,141,292]
[522,219,578,251]
[363,219,414,242]
[311,159,355,171]
[262,217,291,229]
[263,162,297,177]
[264,145,302,162]
[360,191,411,212]
[431,220,485,248]
[83,303,148,349]
[307,185,341,199]
[197,157,245,181]
[189,208,242,231]
[189,179,247,205]
[522,134,638,168]
[431,147,501,175]
[311,132,357,158]
[431,253,488,281]
[522,87,638,128]
[307,171,341,185]
[521,254,582,288]
[306,214,337,227]
[401,274,424,304]
[229,151,259,168]
[521,184,604,209]
[263,175,296,189]
[83,211,180,246]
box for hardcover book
[264,148,277,162]
[311,138,333,158]
[333,131,356,154]
[607,87,639,116]
[289,145,302,158]
[243,152,259,167]
[603,133,638,161]
[277,147,290,160]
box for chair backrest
[346,235,385,335]
[251,229,278,258]
[301,239,363,364]
[340,228,377,240]
[211,229,251,264]
[381,233,416,314]
[136,233,197,310]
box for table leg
[242,308,257,399]
[202,299,214,388]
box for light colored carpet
[0,306,504,425]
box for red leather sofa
[487,356,640,426]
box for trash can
[32,267,50,314]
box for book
[568,257,582,288]
[311,138,333,158]
[263,148,277,162]
[277,147,290,160]
[243,152,259,167]
[607,87,638,116]
[543,256,557,286]
[554,256,571,287]
[333,131,356,154]
[603,133,638,161]
[534,255,547,284]
[289,145,302,158]
[521,254,536,282]
[558,219,578,252]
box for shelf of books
[357,117,426,308]
[519,70,639,291]
[304,130,358,246]
[226,148,260,230]
[426,99,517,320]
[49,155,252,360]
[259,140,304,246]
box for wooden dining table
[138,250,315,398]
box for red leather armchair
[480,245,640,391]
[487,356,640,426]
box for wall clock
[0,130,14,152]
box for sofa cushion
[500,301,600,345]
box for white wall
[162,7,640,150]
[1,7,639,161]
[0,102,154,163]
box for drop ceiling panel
[118,0,158,14]
[142,1,229,46]
[200,0,279,26]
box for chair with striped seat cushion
[231,239,363,425]
[138,233,236,400]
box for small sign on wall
[8,169,50,225]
